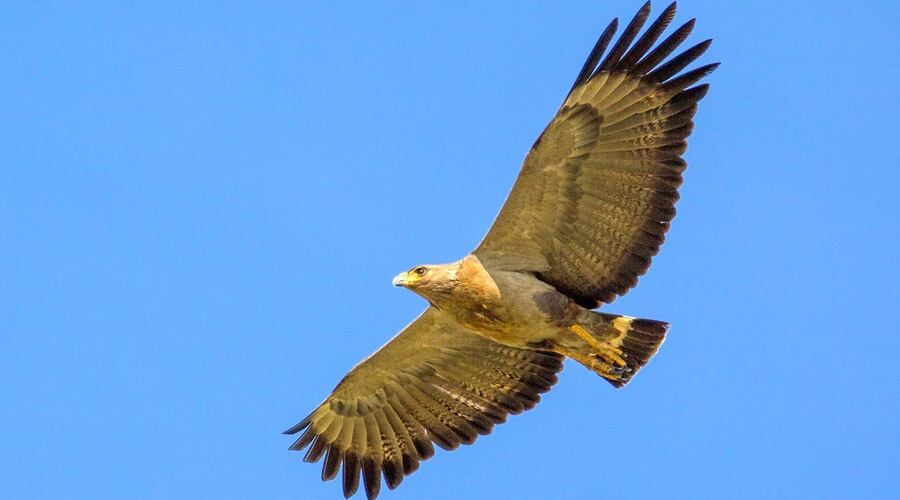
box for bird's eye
[414,266,427,276]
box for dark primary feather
[618,2,677,70]
[475,1,718,308]
[286,308,563,499]
[648,39,714,82]
[596,1,652,74]
[569,18,618,95]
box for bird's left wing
[474,2,717,307]
[285,307,563,499]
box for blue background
[3,1,898,499]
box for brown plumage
[475,1,717,307]
[286,3,717,498]
[287,308,563,498]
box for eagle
[286,3,717,498]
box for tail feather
[587,312,669,387]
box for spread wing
[285,307,563,499]
[474,2,718,307]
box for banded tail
[567,312,669,387]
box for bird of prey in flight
[286,2,717,498]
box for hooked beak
[392,273,407,287]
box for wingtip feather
[283,415,311,435]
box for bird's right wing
[285,307,563,499]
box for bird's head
[392,262,460,301]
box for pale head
[391,255,499,308]
[392,261,460,302]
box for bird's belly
[449,303,556,349]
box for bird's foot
[568,323,630,381]
[588,349,630,381]
[591,345,628,370]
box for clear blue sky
[2,1,898,499]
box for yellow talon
[552,341,629,382]
[589,356,627,382]
[596,345,627,368]
[569,324,627,371]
